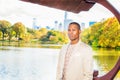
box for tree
[40,30,68,44]
[7,26,15,42]
[12,22,26,41]
[0,20,12,41]
[27,27,35,34]
[81,17,120,48]
[34,28,48,39]
[39,28,48,35]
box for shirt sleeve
[82,46,94,80]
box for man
[56,22,93,80]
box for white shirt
[56,41,94,80]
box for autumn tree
[81,17,120,48]
[40,30,68,44]
[34,28,48,39]
[12,22,26,41]
[0,20,12,41]
[7,26,15,42]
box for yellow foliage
[81,17,120,48]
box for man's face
[68,24,81,41]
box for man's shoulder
[60,43,69,49]
[79,41,91,48]
[59,44,69,55]
[79,42,93,55]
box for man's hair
[69,22,81,30]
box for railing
[93,57,120,80]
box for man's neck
[70,38,79,45]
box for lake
[0,46,120,80]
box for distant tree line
[0,20,68,44]
[1,17,119,47]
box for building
[32,18,41,30]
[64,12,73,31]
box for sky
[0,0,120,28]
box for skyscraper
[32,18,40,30]
[64,12,73,31]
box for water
[0,46,120,80]
[0,46,59,80]
[93,48,120,80]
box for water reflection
[0,46,120,80]
[0,47,59,80]
[94,56,119,74]
[93,48,120,80]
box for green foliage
[0,20,12,41]
[27,27,35,34]
[34,28,48,39]
[12,22,26,40]
[0,20,68,44]
[1,17,119,46]
[40,30,68,44]
[7,27,15,41]
[81,17,120,48]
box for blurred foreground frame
[21,0,120,23]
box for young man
[56,22,93,80]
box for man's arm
[83,46,94,80]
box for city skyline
[0,0,119,29]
